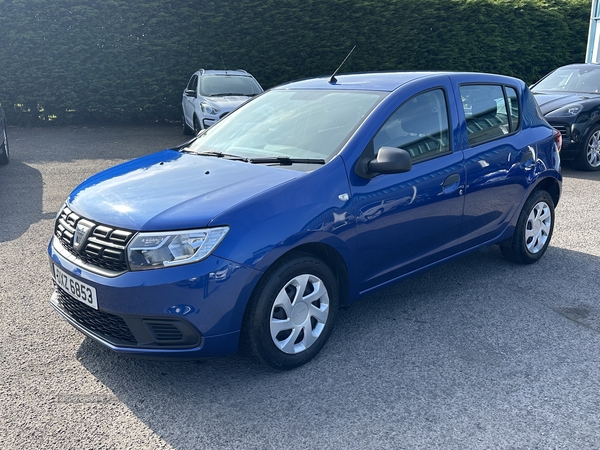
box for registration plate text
[53,265,98,310]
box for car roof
[273,71,518,92]
[196,69,251,77]
[553,63,600,70]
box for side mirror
[367,147,412,174]
[184,89,197,98]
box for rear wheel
[242,253,338,370]
[500,190,554,264]
[0,121,9,165]
[572,125,600,171]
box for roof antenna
[221,56,227,72]
[329,45,356,84]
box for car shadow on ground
[0,160,54,242]
[1,124,184,243]
[70,245,600,449]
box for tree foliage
[0,0,591,125]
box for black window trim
[502,85,521,134]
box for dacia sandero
[49,72,562,369]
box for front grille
[54,206,135,273]
[55,287,137,345]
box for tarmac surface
[1,124,599,449]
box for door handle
[442,174,461,194]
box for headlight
[200,102,220,115]
[554,104,583,116]
[127,227,229,271]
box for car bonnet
[66,149,302,231]
[533,92,600,114]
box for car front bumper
[48,237,261,359]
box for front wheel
[242,253,338,370]
[500,190,555,264]
[182,115,194,136]
[193,117,202,135]
[572,125,600,171]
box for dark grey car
[531,64,600,171]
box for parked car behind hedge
[49,71,562,370]
[531,63,600,171]
[182,69,263,135]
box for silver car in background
[182,69,263,135]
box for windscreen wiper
[180,150,324,165]
[183,150,248,161]
[248,157,325,166]
[200,151,249,161]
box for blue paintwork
[69,149,303,231]
[49,71,562,359]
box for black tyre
[572,125,600,171]
[242,253,338,370]
[0,120,9,165]
[500,190,555,264]
[182,115,194,136]
[193,117,202,135]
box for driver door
[350,87,466,293]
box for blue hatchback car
[49,72,562,369]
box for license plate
[53,265,98,310]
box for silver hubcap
[586,130,600,168]
[269,274,330,355]
[525,201,551,254]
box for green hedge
[0,0,591,125]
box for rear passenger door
[454,82,534,249]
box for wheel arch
[533,176,561,208]
[250,242,350,308]
[293,242,350,306]
[574,121,600,170]
[581,119,600,144]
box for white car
[182,69,263,135]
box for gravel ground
[1,124,599,449]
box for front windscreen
[533,66,600,94]
[186,89,386,161]
[200,75,263,97]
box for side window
[505,86,520,131]
[460,84,510,146]
[372,89,450,162]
